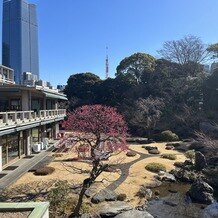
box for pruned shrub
[157,130,179,142]
[34,166,55,176]
[161,154,177,160]
[148,149,160,154]
[145,163,166,173]
[126,151,137,157]
[117,193,127,201]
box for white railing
[0,109,66,127]
[0,78,15,85]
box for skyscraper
[2,0,39,84]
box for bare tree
[158,35,209,65]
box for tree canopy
[116,52,156,84]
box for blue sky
[1,0,218,86]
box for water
[147,182,206,218]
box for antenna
[105,46,109,79]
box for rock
[163,200,177,207]
[146,180,162,188]
[81,213,100,218]
[188,179,214,204]
[114,209,154,218]
[144,146,158,151]
[172,169,197,183]
[117,193,127,201]
[168,189,177,193]
[174,143,190,152]
[158,171,165,176]
[161,173,176,182]
[173,162,184,168]
[145,189,153,199]
[135,204,148,211]
[99,201,132,217]
[195,151,207,171]
[165,146,174,150]
[148,149,160,154]
[126,151,137,157]
[182,139,194,143]
[204,203,218,218]
[208,156,218,166]
[91,188,118,204]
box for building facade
[0,75,67,172]
[2,0,39,84]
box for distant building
[57,85,66,92]
[211,62,218,74]
[203,64,210,75]
[2,0,39,84]
[0,65,14,85]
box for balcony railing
[0,78,15,85]
[0,109,66,128]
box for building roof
[0,84,68,100]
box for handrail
[0,109,66,127]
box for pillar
[24,130,32,156]
[21,91,29,111]
[0,137,2,172]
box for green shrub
[48,180,73,217]
[161,154,177,160]
[185,150,195,163]
[117,193,127,201]
[159,130,179,142]
[34,166,55,176]
[145,163,166,173]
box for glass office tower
[2,0,39,84]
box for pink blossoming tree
[64,105,127,217]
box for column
[23,130,32,156]
[21,91,30,111]
[0,137,2,172]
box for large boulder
[99,202,132,217]
[158,172,176,182]
[114,209,154,218]
[188,179,214,204]
[91,188,117,204]
[195,151,207,171]
[172,169,197,183]
[204,203,218,218]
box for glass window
[7,133,19,163]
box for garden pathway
[106,149,157,191]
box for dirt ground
[11,142,186,206]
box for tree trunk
[70,179,91,217]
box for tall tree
[64,72,101,108]
[158,35,209,65]
[64,105,127,217]
[116,52,156,84]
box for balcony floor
[0,142,59,189]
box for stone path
[106,149,157,191]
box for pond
[147,182,207,218]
